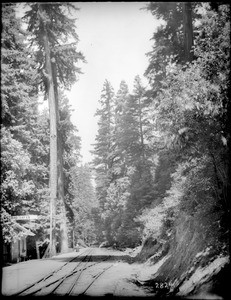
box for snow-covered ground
[1,247,153,297]
[2,247,228,298]
[2,248,87,296]
[177,255,229,299]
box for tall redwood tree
[24,2,85,255]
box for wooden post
[72,228,75,249]
[35,241,40,259]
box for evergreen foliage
[23,2,85,93]
[1,3,47,242]
[0,3,90,255]
[136,3,230,283]
[69,164,96,246]
[21,2,85,254]
[1,2,230,281]
[92,2,230,264]
[93,78,157,247]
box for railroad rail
[79,263,114,296]
[13,248,114,296]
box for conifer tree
[1,3,43,241]
[145,2,201,91]
[93,80,115,208]
[137,3,230,271]
[69,164,96,246]
[23,2,84,254]
[93,79,155,246]
[113,80,130,176]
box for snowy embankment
[2,246,229,298]
[129,244,229,299]
[177,255,229,299]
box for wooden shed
[3,221,35,264]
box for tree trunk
[58,135,69,253]
[138,96,145,160]
[52,61,69,253]
[42,22,57,257]
[183,2,194,62]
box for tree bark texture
[41,8,57,257]
[183,2,194,62]
[138,96,145,160]
[57,133,69,253]
[52,62,69,253]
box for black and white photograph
[1,2,230,299]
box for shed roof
[12,221,35,236]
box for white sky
[65,2,161,163]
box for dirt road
[2,247,153,297]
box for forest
[1,2,96,256]
[92,1,230,255]
[1,1,230,296]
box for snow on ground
[177,255,229,298]
[134,254,171,282]
[86,261,153,297]
[2,247,155,297]
[76,247,154,296]
[1,248,87,296]
[123,245,142,257]
[3,246,228,298]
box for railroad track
[13,248,114,296]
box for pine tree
[93,80,115,207]
[23,2,85,255]
[93,78,155,246]
[138,3,230,268]
[92,80,121,244]
[113,80,130,175]
[69,164,96,246]
[57,92,82,248]
[1,3,43,241]
[145,2,201,91]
